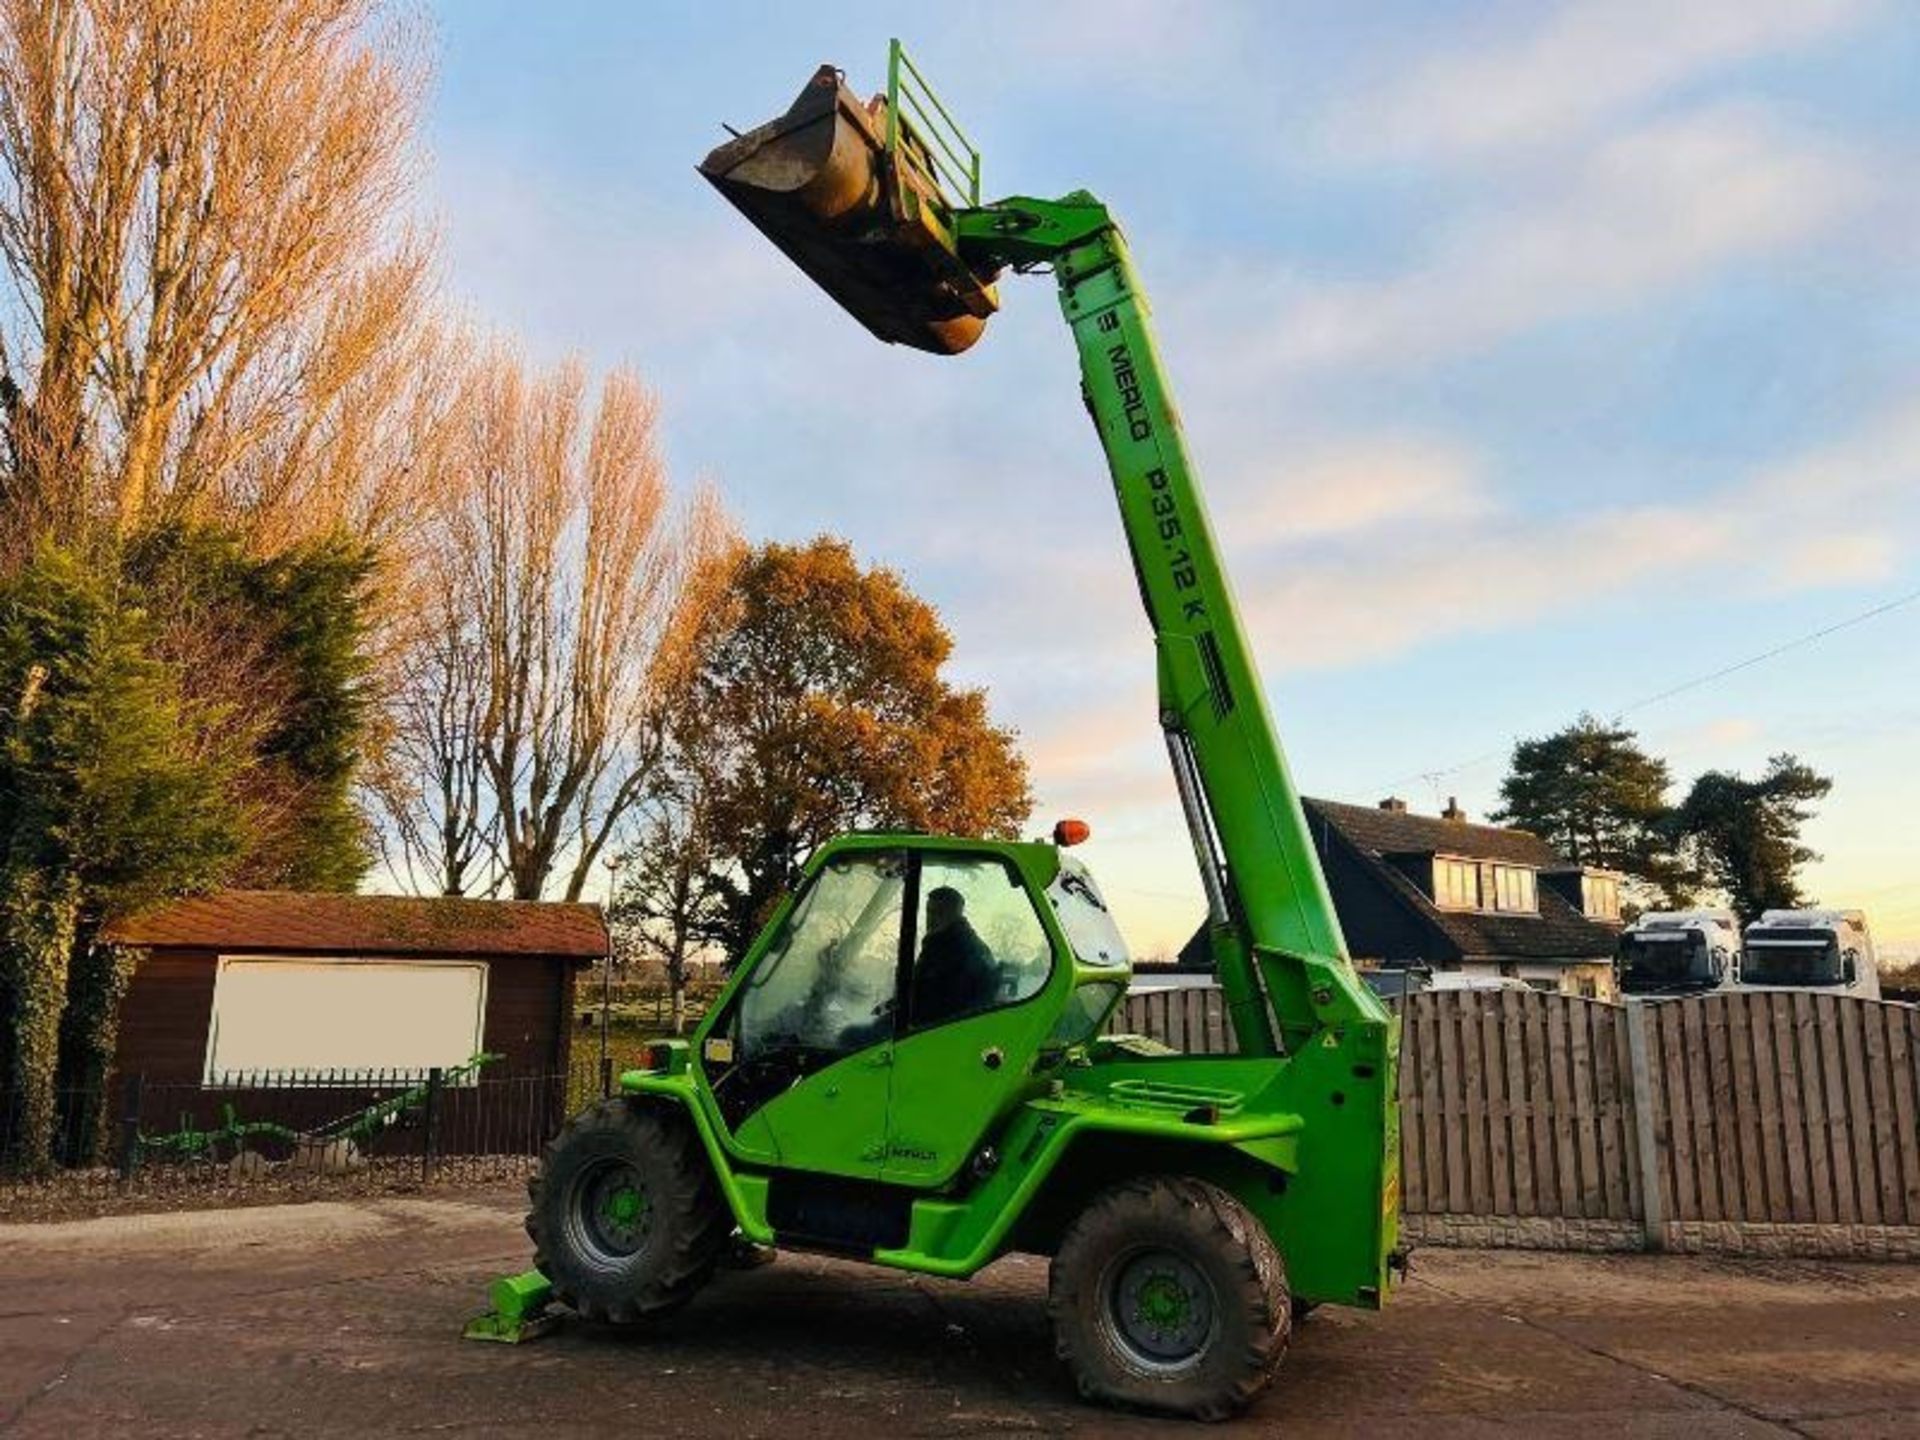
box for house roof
[1302,798,1618,963]
[102,891,610,960]
[1303,796,1562,866]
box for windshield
[1619,933,1714,992]
[1743,931,1842,987]
[1047,859,1130,970]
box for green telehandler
[469,45,1402,1420]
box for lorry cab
[1616,909,1739,999]
[1737,909,1880,1000]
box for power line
[1376,581,1920,795]
[1610,583,1920,717]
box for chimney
[1377,796,1408,813]
[1441,796,1467,823]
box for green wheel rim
[566,1157,653,1263]
[1102,1247,1219,1374]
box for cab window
[906,855,1052,1030]
[736,850,905,1062]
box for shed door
[204,956,489,1083]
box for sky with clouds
[423,0,1920,960]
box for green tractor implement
[142,1052,501,1168]
[469,44,1401,1420]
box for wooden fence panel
[1842,998,1880,1224]
[1723,994,1765,1218]
[1112,982,1918,1232]
[1481,995,1513,1215]
[1416,995,1445,1213]
[1890,1008,1920,1222]
[1385,990,1635,1221]
[1614,1002,1643,1222]
[1501,989,1536,1216]
[1399,999,1426,1213]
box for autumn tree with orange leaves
[615,537,1033,967]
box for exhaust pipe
[699,65,1000,355]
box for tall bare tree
[368,563,494,897]
[379,345,729,901]
[0,0,435,556]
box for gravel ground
[2,1187,1917,1437]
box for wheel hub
[571,1159,653,1260]
[1107,1249,1217,1371]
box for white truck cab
[1738,909,1880,1000]
[1616,910,1740,999]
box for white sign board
[204,956,489,1084]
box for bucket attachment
[700,64,1000,355]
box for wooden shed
[102,891,609,1087]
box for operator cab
[696,832,1129,1185]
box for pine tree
[1490,714,1692,904]
[1674,756,1832,923]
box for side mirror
[1843,949,1859,985]
[1711,947,1728,981]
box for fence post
[117,1073,144,1183]
[598,951,613,1097]
[1624,1004,1666,1251]
[423,1067,442,1183]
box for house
[1300,796,1623,998]
[103,891,609,1089]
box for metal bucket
[699,65,999,355]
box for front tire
[526,1098,731,1324]
[1048,1176,1289,1421]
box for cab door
[710,848,909,1180]
[882,852,1061,1186]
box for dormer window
[1581,871,1621,921]
[1434,857,1478,909]
[1431,857,1538,914]
[1489,864,1537,914]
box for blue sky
[423,1,1920,960]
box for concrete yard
[2,1188,1916,1437]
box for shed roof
[103,891,609,959]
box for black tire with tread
[1048,1176,1290,1421]
[526,1098,731,1325]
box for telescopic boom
[698,59,1390,1058]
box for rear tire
[1048,1176,1289,1421]
[526,1098,731,1325]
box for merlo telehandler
[469,44,1401,1420]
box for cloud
[1694,716,1763,749]
[932,387,1920,814]
[1225,105,1870,378]
[1247,503,1726,670]
[1322,0,1874,163]
[1166,390,1920,675]
[1242,437,1492,540]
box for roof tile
[1305,796,1562,865]
[103,891,609,959]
